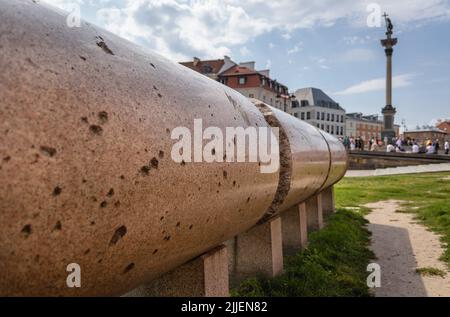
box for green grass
[336,172,450,265]
[232,210,375,297]
[415,267,447,278]
[233,172,450,297]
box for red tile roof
[180,59,225,75]
[221,65,258,76]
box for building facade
[180,57,292,110]
[345,113,383,142]
[180,56,236,80]
[436,119,450,133]
[218,63,290,110]
[293,88,346,137]
[403,129,448,146]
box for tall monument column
[380,13,398,142]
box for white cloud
[95,0,270,60]
[312,57,330,69]
[281,33,292,40]
[268,42,275,49]
[341,48,376,62]
[42,0,450,61]
[287,42,303,54]
[240,46,251,57]
[335,73,415,95]
[343,35,371,45]
[265,59,272,69]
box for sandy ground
[364,200,450,297]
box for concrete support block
[126,245,229,297]
[306,193,323,232]
[321,186,336,218]
[281,203,308,255]
[232,218,283,282]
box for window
[331,114,335,122]
[301,112,305,120]
[340,126,344,135]
[306,112,311,120]
[202,65,213,73]
[326,125,330,133]
[316,112,320,120]
[317,124,320,128]
[331,126,334,134]
[219,78,228,85]
[249,94,254,98]
[300,100,309,107]
[341,115,344,123]
[327,113,330,121]
[294,113,298,118]
[238,77,246,85]
[321,112,325,120]
[321,124,324,130]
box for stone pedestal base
[381,130,396,143]
[281,203,308,255]
[231,218,283,283]
[125,245,229,297]
[321,186,335,218]
[306,193,323,232]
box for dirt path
[364,200,450,297]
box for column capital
[385,48,394,56]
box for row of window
[299,100,340,109]
[348,122,381,131]
[222,75,288,94]
[295,111,344,123]
[316,124,344,136]
[316,112,344,123]
[357,124,380,131]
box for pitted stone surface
[0,0,348,296]
[0,0,278,296]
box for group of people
[341,136,383,152]
[341,136,450,155]
[423,139,449,155]
[385,137,449,154]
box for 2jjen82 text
[181,301,269,314]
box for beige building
[293,88,346,137]
[403,128,448,146]
[218,62,291,110]
[180,56,292,110]
[345,113,383,142]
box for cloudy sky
[43,0,450,130]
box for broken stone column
[0,0,348,296]
[125,245,229,297]
[321,186,336,218]
[306,194,323,232]
[231,218,283,283]
[281,203,308,255]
